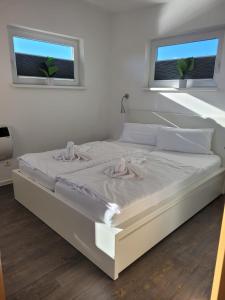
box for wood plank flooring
[0,185,224,300]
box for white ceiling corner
[83,0,171,13]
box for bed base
[12,168,225,280]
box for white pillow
[157,127,214,154]
[119,123,160,146]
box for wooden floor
[0,185,224,300]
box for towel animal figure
[104,157,143,179]
[53,142,91,161]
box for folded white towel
[53,142,91,161]
[103,158,143,179]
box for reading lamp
[120,93,130,113]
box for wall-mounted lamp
[120,93,130,113]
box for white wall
[0,0,111,156]
[110,0,225,137]
[1,0,225,170]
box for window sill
[10,83,86,90]
[143,87,219,93]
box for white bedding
[55,151,222,226]
[19,141,154,190]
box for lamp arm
[120,94,130,114]
[121,97,126,113]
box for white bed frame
[12,112,225,280]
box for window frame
[7,25,85,87]
[146,26,225,89]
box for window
[147,27,224,89]
[8,25,84,87]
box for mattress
[19,159,55,191]
[19,141,155,191]
[55,151,222,226]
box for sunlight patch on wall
[160,92,225,127]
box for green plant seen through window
[40,57,59,78]
[176,57,194,79]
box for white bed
[55,151,222,226]
[13,113,225,280]
[18,141,154,191]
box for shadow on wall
[158,0,224,35]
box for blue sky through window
[13,36,74,60]
[157,38,219,61]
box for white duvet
[56,151,221,225]
[19,141,153,190]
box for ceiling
[84,0,170,13]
